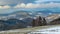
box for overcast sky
[0,0,60,14]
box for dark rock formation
[35,16,43,26]
[31,19,36,27]
[31,16,47,27]
[43,18,47,25]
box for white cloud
[25,3,40,8]
[14,2,60,8]
[0,5,10,9]
[0,2,60,9]
[14,3,26,8]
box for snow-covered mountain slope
[45,14,60,23]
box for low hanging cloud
[14,3,40,8]
[14,3,39,8]
[0,5,11,9]
[0,2,60,9]
[14,2,60,8]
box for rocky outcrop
[31,16,47,27]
